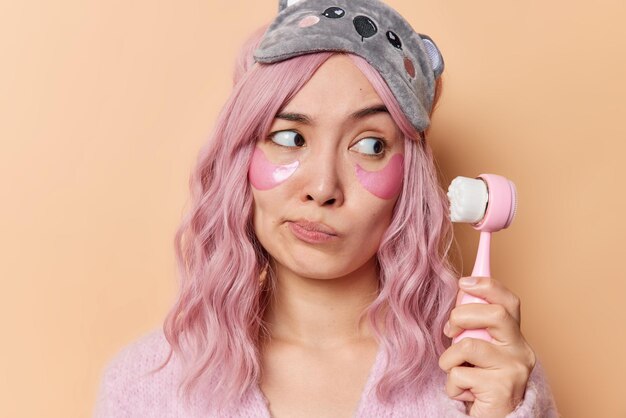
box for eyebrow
[275,104,389,125]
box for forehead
[281,55,384,115]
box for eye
[322,7,345,18]
[351,137,386,157]
[268,130,306,148]
[386,31,402,49]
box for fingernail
[459,277,478,287]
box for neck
[261,256,380,350]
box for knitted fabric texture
[93,328,560,417]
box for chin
[285,257,368,281]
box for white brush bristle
[447,176,489,223]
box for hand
[438,276,536,417]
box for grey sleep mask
[253,0,444,134]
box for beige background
[1,0,624,417]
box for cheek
[248,146,299,190]
[298,15,320,28]
[355,154,404,199]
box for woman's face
[249,54,405,280]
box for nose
[353,15,377,40]
[299,149,345,207]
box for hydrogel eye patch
[248,145,403,200]
[355,153,403,199]
[248,146,300,190]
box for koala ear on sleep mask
[253,0,445,134]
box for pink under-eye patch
[355,154,404,199]
[248,146,299,190]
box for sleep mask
[253,0,445,134]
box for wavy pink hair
[151,23,459,413]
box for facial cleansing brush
[446,174,518,344]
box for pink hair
[150,23,459,413]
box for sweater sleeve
[91,329,175,418]
[92,349,133,418]
[503,356,560,418]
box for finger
[446,365,528,416]
[455,286,465,306]
[452,389,475,403]
[445,365,485,402]
[458,276,521,324]
[438,337,506,372]
[445,303,522,345]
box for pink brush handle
[452,231,492,344]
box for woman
[94,1,559,417]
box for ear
[418,34,445,79]
[279,0,306,12]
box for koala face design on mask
[255,0,444,134]
[296,4,417,79]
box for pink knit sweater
[93,328,559,417]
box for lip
[287,219,338,244]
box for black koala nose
[353,15,377,41]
